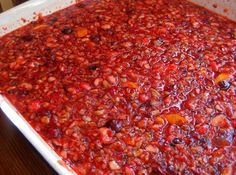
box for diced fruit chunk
[109,160,120,170]
[33,24,48,30]
[210,114,229,128]
[99,127,113,144]
[215,73,230,83]
[80,82,91,90]
[166,114,186,125]
[40,116,50,124]
[145,145,159,153]
[125,166,135,175]
[123,81,138,89]
[76,28,88,37]
[196,125,208,135]
[19,82,33,91]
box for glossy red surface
[0,0,236,174]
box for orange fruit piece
[215,73,230,83]
[33,24,48,30]
[76,28,88,37]
[166,114,186,125]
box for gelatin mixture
[0,0,236,174]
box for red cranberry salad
[0,0,235,174]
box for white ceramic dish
[0,0,235,175]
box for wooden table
[0,0,28,12]
[0,110,57,175]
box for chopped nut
[99,127,113,144]
[48,76,56,82]
[103,80,111,88]
[145,145,159,153]
[82,116,91,122]
[107,75,117,85]
[101,24,111,30]
[94,78,103,86]
[19,82,33,91]
[221,165,233,175]
[190,146,203,154]
[151,88,160,97]
[151,110,160,116]
[210,114,229,128]
[122,42,133,48]
[215,104,223,111]
[109,160,120,170]
[94,109,105,115]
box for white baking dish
[0,0,235,175]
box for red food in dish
[0,0,236,174]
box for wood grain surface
[0,110,57,175]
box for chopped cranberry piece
[48,128,61,138]
[124,165,135,175]
[80,82,91,91]
[21,34,33,42]
[28,101,41,112]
